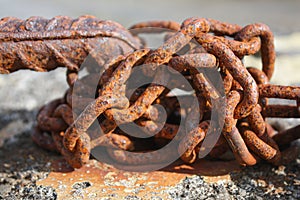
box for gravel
[168,160,300,200]
[4,184,57,200]
[0,111,60,199]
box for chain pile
[0,16,299,169]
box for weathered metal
[0,16,299,169]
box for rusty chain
[0,15,299,169]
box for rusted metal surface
[0,16,299,171]
[0,15,141,73]
[36,159,237,199]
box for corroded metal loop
[239,123,277,161]
[90,132,134,150]
[35,98,91,167]
[197,33,259,118]
[52,130,90,168]
[259,84,300,99]
[169,53,217,72]
[262,104,300,118]
[0,15,141,48]
[144,17,210,66]
[207,34,261,57]
[247,104,265,137]
[63,94,129,151]
[31,126,57,152]
[220,67,233,94]
[206,18,242,36]
[0,15,141,73]
[225,126,258,166]
[37,98,68,132]
[129,20,181,33]
[53,103,74,125]
[235,23,275,79]
[178,120,210,164]
[221,90,257,166]
[247,67,269,85]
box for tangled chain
[0,16,299,169]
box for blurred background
[0,0,300,34]
[0,0,299,110]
